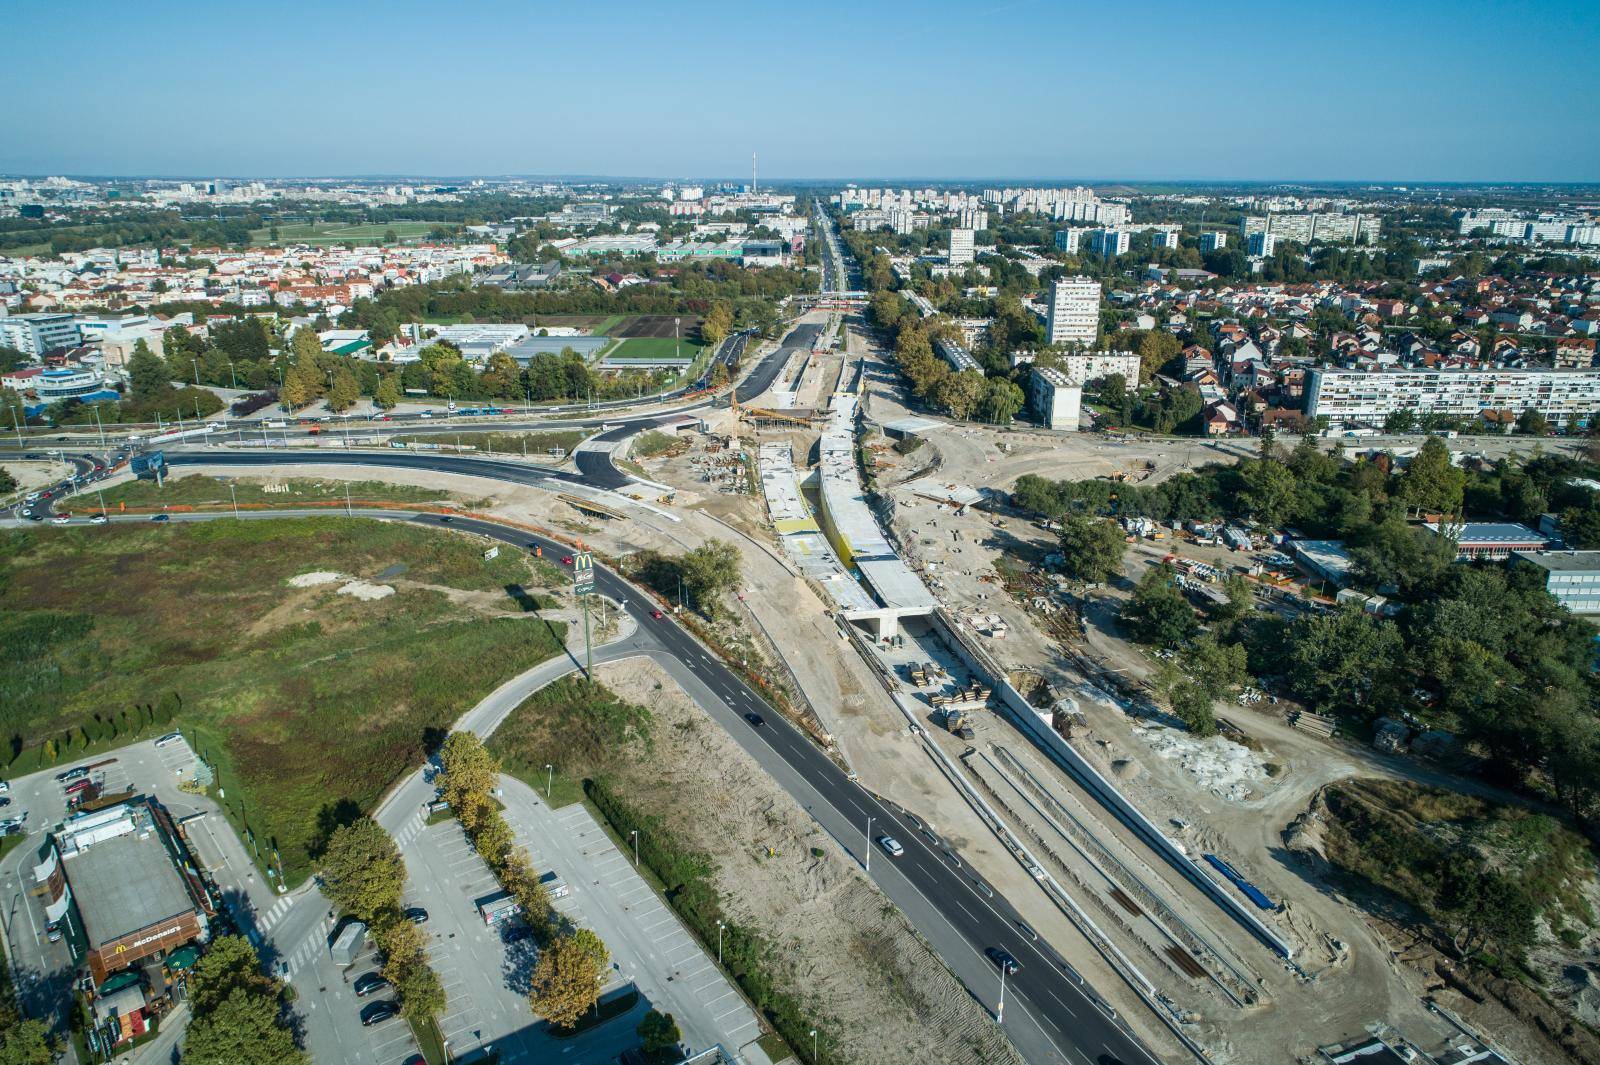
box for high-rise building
[1089,229,1129,257]
[1199,231,1227,253]
[1054,229,1081,254]
[957,208,988,231]
[1247,231,1277,257]
[0,312,81,356]
[1045,277,1101,347]
[1152,229,1180,250]
[948,228,975,266]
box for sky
[5,0,1598,183]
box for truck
[539,870,569,900]
[476,889,521,926]
[330,919,367,966]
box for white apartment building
[956,208,988,231]
[1199,231,1227,252]
[1028,367,1082,431]
[1045,277,1101,346]
[1089,229,1130,257]
[1306,367,1600,428]
[1053,350,1142,386]
[0,312,81,356]
[1247,231,1277,258]
[948,228,975,266]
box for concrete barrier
[928,608,1293,960]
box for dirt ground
[2,458,72,499]
[593,657,1025,1065]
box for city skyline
[6,0,1597,182]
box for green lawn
[605,337,704,363]
[593,315,628,336]
[0,518,568,884]
[94,474,452,510]
[248,221,441,246]
[487,677,652,810]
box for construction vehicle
[944,709,976,740]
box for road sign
[483,546,500,561]
[573,551,595,595]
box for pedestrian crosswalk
[392,807,426,851]
[256,894,295,934]
[282,917,336,977]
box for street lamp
[810,1029,818,1061]
[716,919,724,966]
[865,816,873,873]
[997,962,1007,1024]
[228,482,239,519]
[544,764,553,798]
[629,829,639,868]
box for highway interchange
[2,315,1155,1064]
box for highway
[11,498,1157,1065]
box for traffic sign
[573,551,595,595]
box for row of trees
[319,818,447,1021]
[868,292,1025,424]
[436,732,610,1029]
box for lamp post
[865,816,873,873]
[629,829,639,868]
[544,764,553,798]
[716,919,724,966]
[997,964,1007,1025]
[811,1029,818,1062]
[228,482,239,519]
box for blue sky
[5,0,1597,182]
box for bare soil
[593,658,1024,1065]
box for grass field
[0,518,568,883]
[487,677,653,810]
[604,337,705,362]
[407,430,588,457]
[94,474,454,510]
[248,221,440,246]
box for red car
[560,556,574,566]
[651,609,663,620]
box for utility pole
[91,404,106,448]
[344,482,352,516]
[229,482,239,519]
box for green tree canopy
[319,818,404,922]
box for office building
[1027,367,1082,431]
[1044,277,1101,346]
[1199,231,1227,252]
[1305,367,1600,429]
[1089,229,1130,257]
[0,312,81,356]
[1054,229,1081,254]
[948,228,975,266]
[1247,231,1278,257]
[1514,551,1600,614]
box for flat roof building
[1307,367,1600,429]
[1045,277,1100,346]
[1423,521,1548,561]
[1293,539,1356,587]
[1512,550,1600,614]
[35,799,210,984]
[1027,366,1082,431]
[948,227,975,266]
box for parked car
[353,972,390,998]
[359,1000,399,1026]
[403,907,429,925]
[155,732,182,748]
[55,767,89,783]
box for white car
[51,514,70,525]
[90,514,108,525]
[877,836,904,857]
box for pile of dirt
[594,659,1022,1065]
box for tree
[934,370,986,420]
[976,378,1024,425]
[1400,437,1465,516]
[528,935,603,1029]
[438,731,499,830]
[1237,458,1298,527]
[326,367,361,412]
[678,540,741,613]
[0,468,16,496]
[1283,607,1404,714]
[187,935,278,1015]
[1170,682,1218,738]
[1056,514,1127,584]
[380,919,447,1019]
[1383,409,1417,435]
[182,988,307,1065]
[1436,860,1538,962]
[569,928,609,973]
[128,339,171,399]
[1516,407,1549,436]
[289,327,324,363]
[1122,565,1197,648]
[480,351,522,399]
[637,1010,681,1055]
[701,302,734,346]
[0,1020,53,1065]
[374,376,401,410]
[319,818,404,922]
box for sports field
[248,220,440,246]
[604,336,705,362]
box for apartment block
[1044,277,1101,346]
[1306,367,1600,428]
